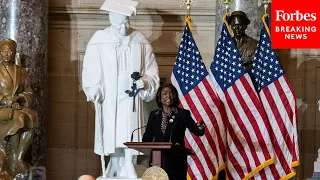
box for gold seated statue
[0,39,37,179]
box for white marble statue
[81,0,160,179]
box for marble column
[215,0,269,43]
[0,0,48,166]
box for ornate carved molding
[49,7,215,16]
[48,7,216,30]
[76,0,215,10]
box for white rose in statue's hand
[136,79,145,89]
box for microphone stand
[169,130,173,143]
[130,125,147,142]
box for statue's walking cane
[95,99,106,178]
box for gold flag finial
[180,0,196,17]
[219,0,233,13]
[258,0,271,14]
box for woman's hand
[197,120,205,130]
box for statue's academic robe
[82,27,159,155]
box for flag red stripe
[224,92,252,176]
[202,78,227,164]
[225,86,259,167]
[239,77,280,178]
[239,77,277,178]
[179,102,208,179]
[264,85,293,150]
[227,146,245,179]
[183,92,216,177]
[237,77,272,160]
[267,164,281,179]
[262,87,292,173]
[274,78,294,126]
[274,77,298,162]
[193,86,220,170]
[239,76,273,141]
[202,78,225,113]
[180,112,208,179]
[285,74,299,163]
[283,75,299,162]
[226,168,233,180]
[230,80,267,179]
[185,138,203,180]
[172,75,222,179]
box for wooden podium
[124,142,172,167]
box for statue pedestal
[96,165,146,180]
[315,161,320,173]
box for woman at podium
[142,83,205,180]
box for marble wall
[48,0,320,179]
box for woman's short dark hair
[156,83,179,108]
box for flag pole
[180,0,195,17]
[219,0,233,36]
[180,0,196,32]
[219,0,233,14]
[261,0,271,36]
[262,0,271,14]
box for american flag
[171,22,226,180]
[209,15,275,179]
[251,14,300,179]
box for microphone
[130,125,147,142]
[169,129,173,143]
[168,112,176,143]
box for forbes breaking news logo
[271,1,320,49]
[275,10,316,40]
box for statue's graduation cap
[100,0,139,17]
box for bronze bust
[0,39,37,178]
[230,11,258,72]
